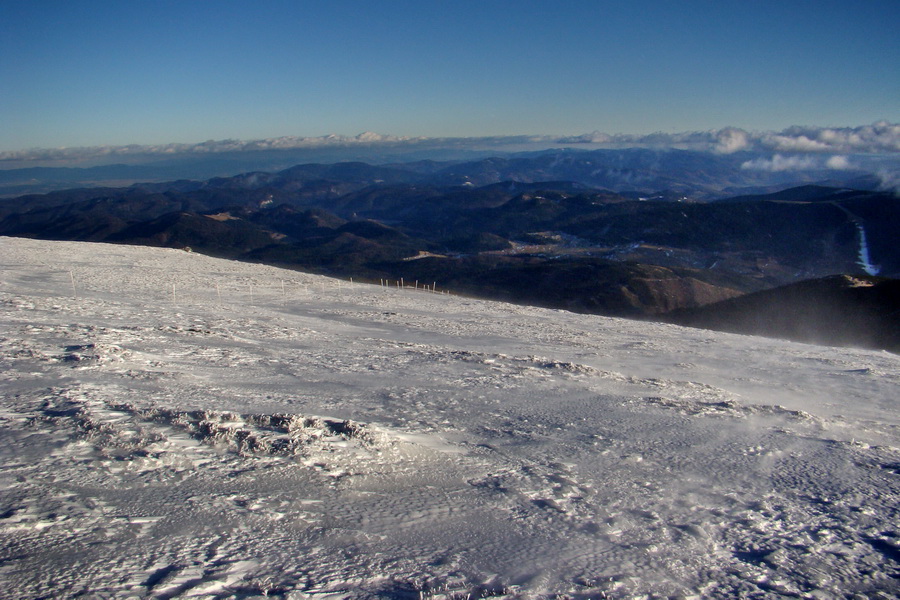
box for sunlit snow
[1,237,898,599]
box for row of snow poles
[173,279,359,306]
[64,271,447,305]
[379,277,443,293]
[170,278,448,304]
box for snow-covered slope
[1,237,898,599]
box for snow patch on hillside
[854,221,880,275]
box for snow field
[1,237,898,599]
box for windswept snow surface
[1,237,898,600]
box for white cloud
[761,134,832,153]
[741,153,868,173]
[741,154,820,172]
[825,155,852,170]
[876,168,900,194]
[713,128,751,154]
[561,123,900,156]
[759,122,900,154]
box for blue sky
[1,0,898,151]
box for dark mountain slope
[107,212,280,256]
[665,275,900,352]
[242,205,347,239]
[837,195,900,275]
[248,229,429,272]
[375,255,745,317]
[565,199,856,263]
[430,149,748,191]
[715,185,848,203]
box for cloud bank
[2,123,898,165]
[559,121,900,155]
[740,154,858,172]
[0,132,416,164]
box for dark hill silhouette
[107,212,279,256]
[715,185,847,203]
[379,255,746,317]
[665,275,900,352]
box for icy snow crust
[1,237,898,600]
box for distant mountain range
[1,156,898,351]
[0,146,889,198]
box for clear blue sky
[1,0,897,151]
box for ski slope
[1,236,898,599]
